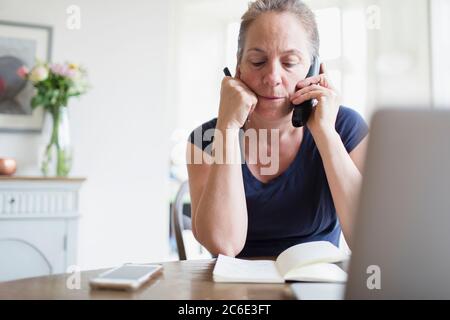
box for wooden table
[0,259,296,300]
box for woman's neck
[244,110,299,139]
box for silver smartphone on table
[89,263,162,291]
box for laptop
[293,108,450,299]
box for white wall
[169,0,247,135]
[0,0,173,269]
[430,0,450,108]
[365,0,432,116]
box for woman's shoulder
[187,118,218,153]
[336,106,365,124]
[335,106,369,153]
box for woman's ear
[235,65,241,79]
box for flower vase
[41,107,73,177]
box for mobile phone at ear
[292,56,320,128]
[89,263,162,291]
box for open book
[213,241,349,283]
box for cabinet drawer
[0,191,77,215]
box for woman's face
[238,12,312,120]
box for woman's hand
[290,63,341,136]
[217,72,258,130]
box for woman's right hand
[217,76,258,129]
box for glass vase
[41,107,73,177]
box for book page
[284,263,348,283]
[213,254,284,283]
[275,241,349,277]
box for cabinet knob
[9,197,15,205]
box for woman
[186,0,369,257]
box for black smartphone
[291,56,320,128]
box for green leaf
[31,96,40,109]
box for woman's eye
[251,62,265,67]
[283,62,298,68]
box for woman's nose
[263,63,282,87]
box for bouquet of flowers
[19,61,89,176]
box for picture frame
[0,20,53,133]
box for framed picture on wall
[0,20,53,133]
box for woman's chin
[253,101,292,120]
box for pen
[223,67,232,77]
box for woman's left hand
[290,63,341,135]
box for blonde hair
[237,0,319,64]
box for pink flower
[16,66,29,79]
[50,63,67,76]
[51,63,80,79]
[66,69,78,79]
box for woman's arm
[186,126,248,257]
[290,63,368,249]
[311,129,369,249]
[186,76,258,257]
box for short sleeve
[187,118,218,156]
[335,106,369,153]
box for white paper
[212,241,350,284]
[284,263,348,283]
[213,254,284,283]
[276,241,349,277]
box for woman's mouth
[258,95,285,101]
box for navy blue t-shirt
[188,106,369,257]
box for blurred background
[0,0,449,279]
